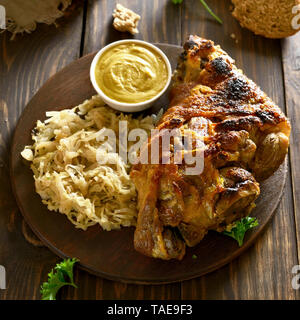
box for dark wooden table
[0,0,300,300]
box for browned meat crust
[130,36,290,260]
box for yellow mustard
[95,43,168,104]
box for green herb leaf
[172,0,223,24]
[223,217,259,247]
[40,258,79,300]
[199,0,223,24]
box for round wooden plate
[10,44,287,284]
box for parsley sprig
[223,216,259,247]
[172,0,223,24]
[41,258,79,300]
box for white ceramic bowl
[90,39,172,112]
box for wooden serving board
[10,44,287,284]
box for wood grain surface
[0,0,299,299]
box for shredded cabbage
[21,95,154,231]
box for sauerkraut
[21,95,155,231]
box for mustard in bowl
[90,40,172,112]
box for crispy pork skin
[130,36,290,260]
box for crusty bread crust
[232,0,300,39]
